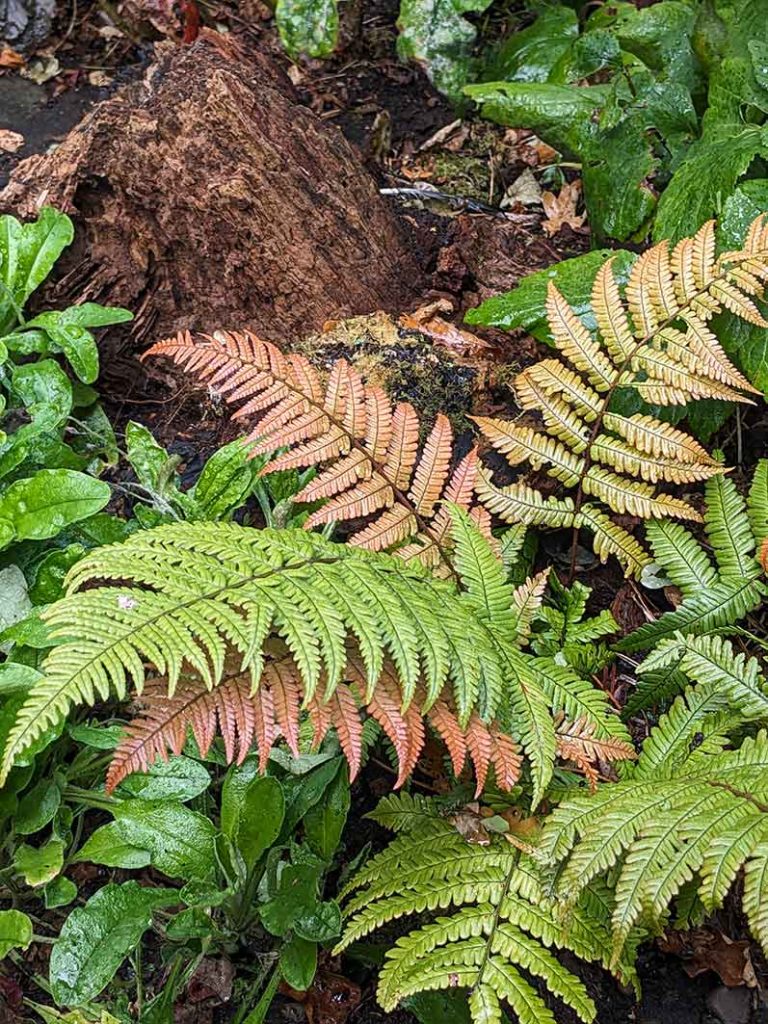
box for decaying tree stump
[0,34,423,344]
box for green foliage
[616,464,767,657]
[466,0,768,244]
[275,0,339,58]
[337,793,632,1023]
[1,512,630,807]
[538,635,768,965]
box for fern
[144,330,490,577]
[616,461,767,662]
[336,793,636,1024]
[474,218,767,578]
[0,513,632,804]
[538,634,768,964]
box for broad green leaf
[29,546,86,605]
[14,837,65,886]
[303,760,349,862]
[280,755,344,837]
[191,439,254,520]
[44,876,78,909]
[16,778,62,835]
[398,0,494,102]
[75,822,152,870]
[0,662,43,695]
[260,863,322,937]
[0,909,33,957]
[115,755,210,802]
[232,775,285,872]
[275,0,339,58]
[164,906,216,940]
[279,934,317,991]
[112,800,217,880]
[405,990,474,1024]
[125,421,177,495]
[0,208,74,333]
[49,881,179,1006]
[67,722,124,750]
[0,693,62,767]
[0,470,111,542]
[466,249,636,341]
[58,304,133,329]
[11,359,73,427]
[293,899,341,942]
[24,312,100,384]
[481,6,577,84]
[69,403,119,468]
[221,757,261,840]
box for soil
[1,2,767,1024]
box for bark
[0,34,423,345]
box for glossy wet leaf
[0,565,32,635]
[125,421,175,493]
[466,249,636,341]
[0,208,74,334]
[11,359,73,427]
[0,661,42,696]
[280,934,317,991]
[16,778,62,835]
[275,0,338,58]
[49,881,179,1006]
[112,800,217,880]
[482,6,577,84]
[303,760,349,862]
[230,775,285,872]
[191,439,255,520]
[398,0,494,102]
[0,909,33,957]
[280,755,344,837]
[75,822,152,870]
[0,470,111,544]
[115,755,211,802]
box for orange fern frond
[144,331,488,573]
[555,715,636,791]
[107,661,526,796]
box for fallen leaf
[0,130,24,153]
[281,968,361,1024]
[541,180,586,236]
[0,45,24,68]
[400,306,491,357]
[20,56,60,85]
[87,71,113,87]
[501,168,542,209]
[659,929,757,988]
[187,958,234,1004]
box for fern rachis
[474,218,768,579]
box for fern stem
[471,849,520,997]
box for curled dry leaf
[0,44,24,68]
[541,180,586,236]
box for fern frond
[617,463,767,653]
[555,715,636,791]
[474,217,767,578]
[337,795,608,1024]
[0,524,510,785]
[144,332,487,575]
[539,648,768,966]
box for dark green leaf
[0,208,74,333]
[44,875,78,909]
[191,439,254,520]
[482,6,577,84]
[75,822,152,870]
[280,756,344,837]
[0,662,42,695]
[398,0,494,102]
[294,899,341,943]
[11,359,72,427]
[112,800,217,880]
[275,0,339,58]
[16,778,62,835]
[115,756,211,802]
[303,760,349,862]
[49,881,179,1006]
[280,935,317,991]
[232,775,285,872]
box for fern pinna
[144,330,489,577]
[475,216,767,578]
[336,793,636,1024]
[0,513,632,803]
[617,461,767,674]
[538,634,768,966]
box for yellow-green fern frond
[336,794,637,1024]
[538,633,768,965]
[474,217,766,579]
[617,465,767,654]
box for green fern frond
[538,641,768,965]
[0,524,501,784]
[337,794,617,1024]
[617,466,767,655]
[473,218,767,578]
